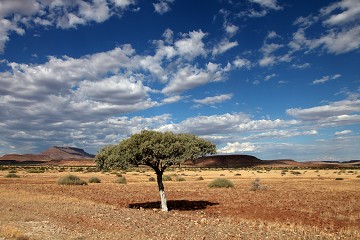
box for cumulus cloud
[193,93,233,105]
[0,0,137,53]
[153,0,175,14]
[218,142,258,153]
[286,99,360,121]
[212,39,238,56]
[334,130,352,136]
[239,0,282,18]
[162,62,230,94]
[290,0,360,55]
[174,30,207,60]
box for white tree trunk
[159,189,168,211]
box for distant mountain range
[0,146,95,166]
[0,147,359,168]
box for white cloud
[312,74,341,85]
[244,129,318,140]
[322,0,360,26]
[218,142,258,153]
[225,24,239,37]
[264,73,277,81]
[174,30,207,60]
[286,99,360,120]
[249,0,282,10]
[162,62,229,94]
[290,1,360,55]
[233,57,251,69]
[153,0,175,14]
[212,39,238,56]
[0,0,137,53]
[334,130,352,136]
[193,93,233,105]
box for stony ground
[0,168,359,239]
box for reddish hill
[41,146,95,160]
[0,146,95,165]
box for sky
[0,0,359,161]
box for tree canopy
[95,130,216,211]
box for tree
[95,130,216,211]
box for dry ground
[0,167,359,239]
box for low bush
[148,177,156,182]
[5,173,20,178]
[175,176,186,181]
[335,178,344,180]
[251,178,267,191]
[117,176,127,184]
[163,175,172,181]
[26,168,45,173]
[196,176,204,181]
[58,175,87,185]
[208,178,234,188]
[88,177,101,183]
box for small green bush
[162,175,172,181]
[196,176,204,181]
[208,178,234,188]
[8,170,17,173]
[88,177,101,183]
[26,168,45,173]
[175,176,186,181]
[5,173,20,178]
[58,175,87,185]
[117,176,127,184]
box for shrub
[8,170,17,173]
[163,175,172,181]
[5,173,20,178]
[251,178,267,191]
[26,168,45,173]
[196,176,204,181]
[335,178,344,180]
[88,177,101,183]
[234,173,241,176]
[175,176,186,181]
[148,177,156,182]
[117,176,127,184]
[58,175,87,185]
[208,178,234,188]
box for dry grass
[0,168,359,239]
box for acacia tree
[95,130,216,211]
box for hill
[0,146,94,165]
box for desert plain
[0,167,359,240]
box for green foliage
[175,176,186,181]
[95,130,216,172]
[208,178,234,188]
[58,175,87,185]
[26,168,45,173]
[162,175,172,181]
[117,176,127,184]
[5,173,20,178]
[88,177,101,183]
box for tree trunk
[156,172,168,211]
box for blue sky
[0,0,359,161]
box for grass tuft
[117,176,127,184]
[5,173,20,178]
[88,176,101,183]
[208,178,234,188]
[58,175,87,185]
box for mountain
[0,146,94,165]
[41,146,95,160]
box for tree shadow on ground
[129,200,219,211]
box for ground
[0,167,359,239]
